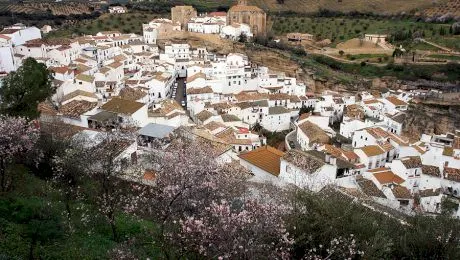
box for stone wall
[171,6,197,30]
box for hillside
[0,2,100,16]
[250,0,452,15]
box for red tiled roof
[444,167,460,182]
[360,145,385,157]
[374,171,405,185]
[386,96,407,106]
[0,34,11,40]
[238,146,285,176]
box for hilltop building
[171,6,197,30]
[227,0,266,36]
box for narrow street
[172,77,187,108]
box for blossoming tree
[0,116,39,191]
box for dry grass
[336,38,382,49]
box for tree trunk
[65,200,72,220]
[0,158,5,192]
[28,237,37,260]
[109,212,118,242]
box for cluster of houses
[235,89,460,217]
[143,1,264,43]
[1,7,460,219]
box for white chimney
[330,157,337,166]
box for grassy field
[46,12,161,38]
[0,171,163,259]
[250,0,450,14]
[428,37,460,51]
[271,16,452,44]
[344,53,391,62]
[408,41,442,51]
[428,54,460,61]
[309,54,460,82]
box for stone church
[227,0,267,36]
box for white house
[99,97,148,127]
[340,117,366,139]
[418,188,443,214]
[381,96,408,112]
[391,156,423,192]
[296,121,331,151]
[279,149,337,191]
[238,146,284,183]
[261,106,291,132]
[57,100,98,128]
[0,24,41,46]
[109,6,127,14]
[354,145,387,170]
[383,112,406,135]
[0,25,41,72]
[220,23,252,41]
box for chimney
[330,156,337,166]
[445,161,449,168]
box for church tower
[238,0,248,6]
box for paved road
[172,77,187,108]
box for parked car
[289,141,295,148]
[181,101,186,107]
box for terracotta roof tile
[101,98,145,115]
[360,145,385,157]
[356,176,386,198]
[419,188,441,197]
[392,185,412,199]
[203,121,226,131]
[187,86,213,95]
[58,100,97,119]
[238,146,285,176]
[229,5,264,12]
[373,170,405,185]
[196,110,214,122]
[149,99,183,117]
[186,72,206,82]
[119,87,147,101]
[422,165,441,178]
[298,121,330,146]
[221,114,240,122]
[400,156,422,169]
[444,167,460,182]
[386,96,407,106]
[215,127,252,145]
[62,90,97,102]
[282,149,325,173]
